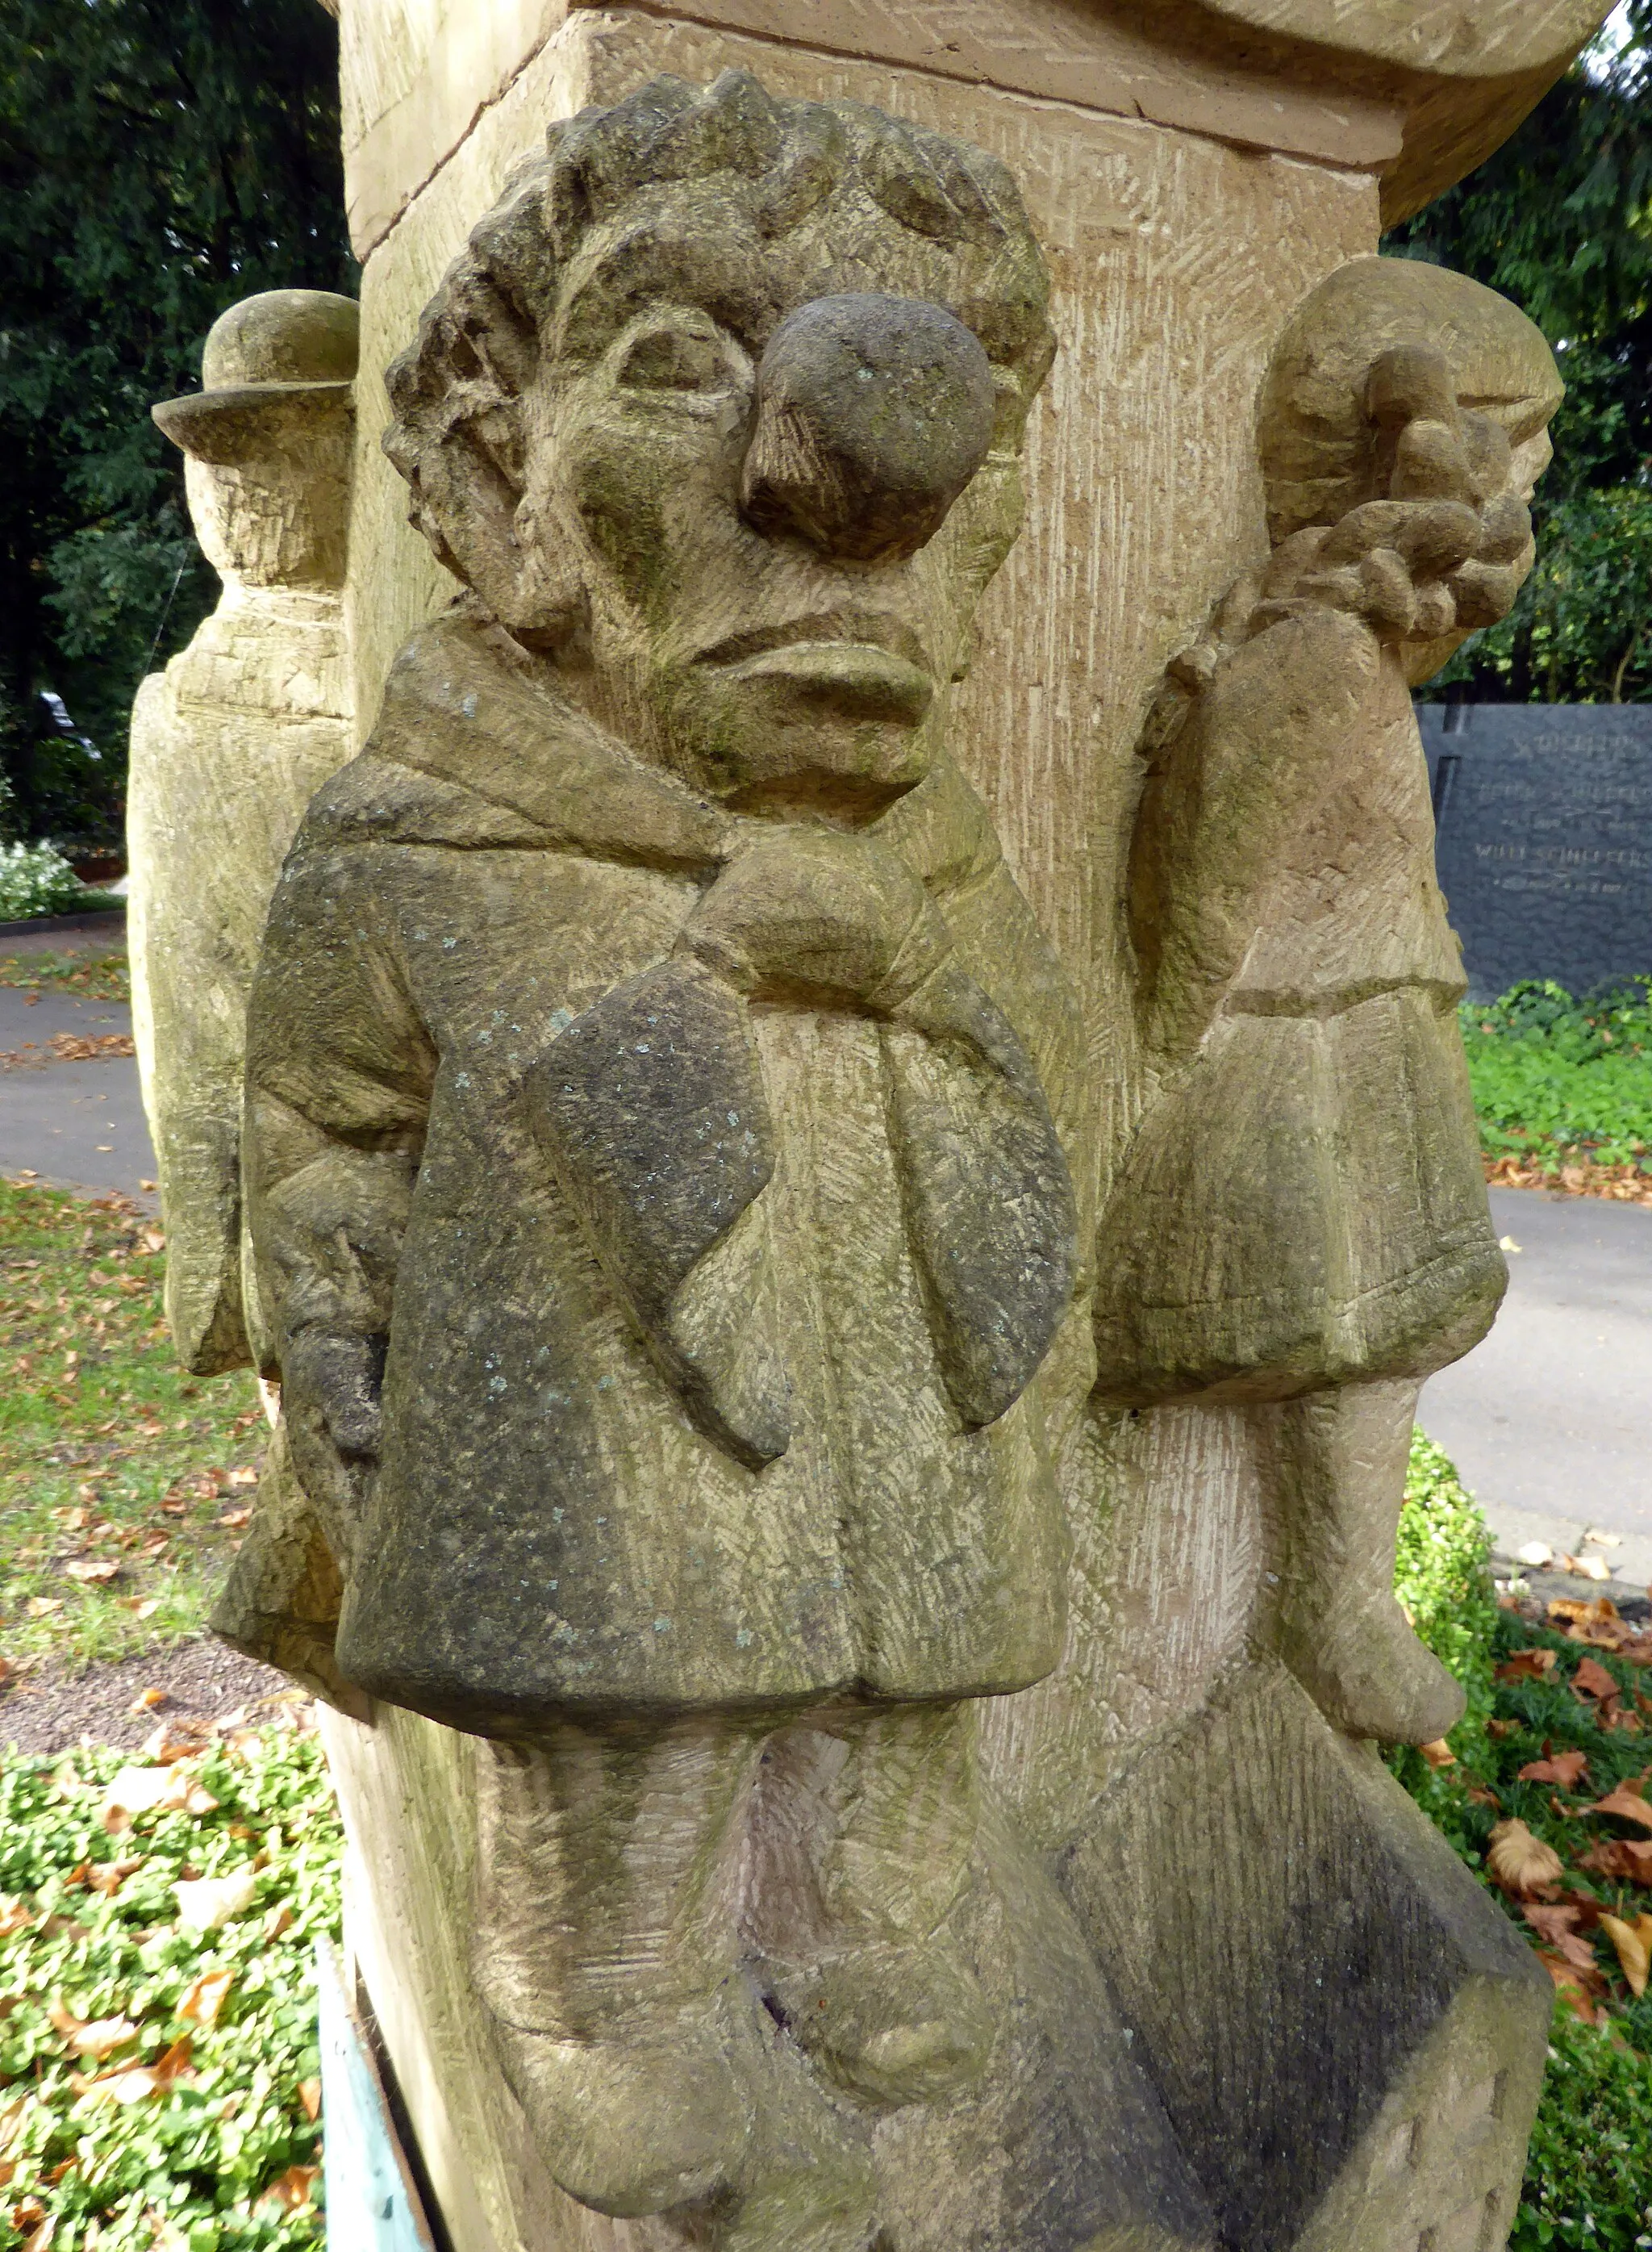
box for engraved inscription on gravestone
[1420,703,1652,1001]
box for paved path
[0,985,157,1205]
[1420,1186,1652,1589]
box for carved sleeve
[243,842,436,1562]
[1127,607,1381,1071]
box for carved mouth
[714,641,933,724]
[696,613,933,724]
[696,611,928,672]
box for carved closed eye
[615,318,736,395]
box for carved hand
[283,1327,386,1463]
[1248,342,1535,648]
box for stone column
[216,6,1607,2248]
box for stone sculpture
[235,74,1096,2231]
[1098,255,1563,1745]
[128,289,357,1374]
[137,7,1606,2242]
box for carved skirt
[1090,984,1504,1406]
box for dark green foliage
[1390,1469,1652,2244]
[1392,1430,1500,1748]
[1462,978,1652,1169]
[1513,2012,1652,2250]
[1388,11,1652,704]
[0,0,353,844]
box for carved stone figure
[236,73,1094,2227]
[128,290,357,1374]
[1097,256,1562,1744]
[143,6,1612,2240]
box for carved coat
[1092,608,1504,1405]
[245,608,1092,1735]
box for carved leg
[473,1715,769,2218]
[1262,1377,1466,1747]
[771,1700,995,2108]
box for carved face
[517,279,1028,821]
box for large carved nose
[740,294,995,564]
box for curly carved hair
[382,69,1055,578]
[1260,255,1562,545]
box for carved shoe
[1280,1592,1466,1747]
[775,1935,995,2108]
[490,2009,753,2217]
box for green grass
[1395,1436,1652,2247]
[1462,979,1652,1173]
[0,951,130,1003]
[0,1725,339,2249]
[1,1180,261,1673]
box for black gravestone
[1417,704,1652,1003]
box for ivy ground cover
[0,1723,339,2250]
[1395,1439,1652,2250]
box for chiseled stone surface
[150,9,1602,2247]
[331,0,1610,253]
[127,290,357,1374]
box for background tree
[0,0,351,845]
[1388,6,1652,702]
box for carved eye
[615,320,731,395]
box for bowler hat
[153,290,357,466]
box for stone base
[1068,1661,1549,2252]
[319,1668,1546,2252]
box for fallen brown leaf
[85,1857,144,1897]
[1600,1912,1652,1997]
[143,1717,213,1765]
[297,2078,321,2124]
[1577,1836,1652,1884]
[1559,1552,1615,1583]
[1417,1738,1457,1770]
[1487,1818,1565,1897]
[1537,1949,1603,2022]
[1520,1748,1591,1786]
[62,1559,119,1586]
[177,1968,235,2028]
[71,2036,196,2106]
[1588,1782,1652,1832]
[1524,1903,1600,1976]
[1498,1649,1559,1683]
[127,1688,168,1716]
[1552,1597,1622,1627]
[1575,1657,1621,1702]
[47,2003,138,2058]
[257,2164,319,2216]
[174,1870,257,1932]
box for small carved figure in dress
[238,73,1091,2223]
[1095,256,1562,1745]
